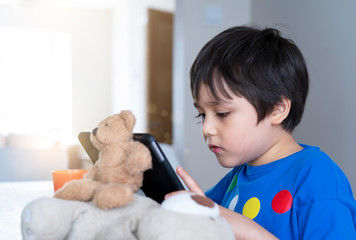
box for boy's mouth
[208,144,222,154]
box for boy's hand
[165,166,205,199]
[165,167,278,240]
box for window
[0,27,71,146]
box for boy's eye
[195,113,205,119]
[195,113,205,124]
[216,112,229,118]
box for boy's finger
[176,166,205,195]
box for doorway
[146,8,173,144]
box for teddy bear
[21,192,235,240]
[22,111,235,239]
[54,110,152,209]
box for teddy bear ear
[120,110,136,131]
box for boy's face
[194,84,279,167]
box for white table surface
[0,181,54,240]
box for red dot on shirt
[272,190,293,214]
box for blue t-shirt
[206,145,356,239]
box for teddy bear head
[90,110,136,150]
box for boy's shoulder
[293,144,333,168]
[293,144,343,177]
[291,144,353,202]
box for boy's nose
[201,117,217,136]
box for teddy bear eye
[105,123,109,126]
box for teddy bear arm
[84,163,99,180]
[54,179,100,202]
[125,143,152,174]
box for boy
[168,26,356,239]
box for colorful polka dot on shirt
[240,189,293,219]
[228,194,239,210]
[272,190,293,214]
[227,175,238,192]
[242,197,260,219]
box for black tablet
[78,132,185,203]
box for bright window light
[0,27,72,140]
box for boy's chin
[216,156,241,168]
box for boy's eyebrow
[193,102,201,109]
[194,99,232,108]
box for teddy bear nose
[92,128,98,136]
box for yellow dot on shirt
[242,197,260,219]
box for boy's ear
[271,96,291,125]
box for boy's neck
[248,130,302,167]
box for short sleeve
[298,199,356,239]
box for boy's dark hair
[190,26,309,132]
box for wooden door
[146,8,173,144]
